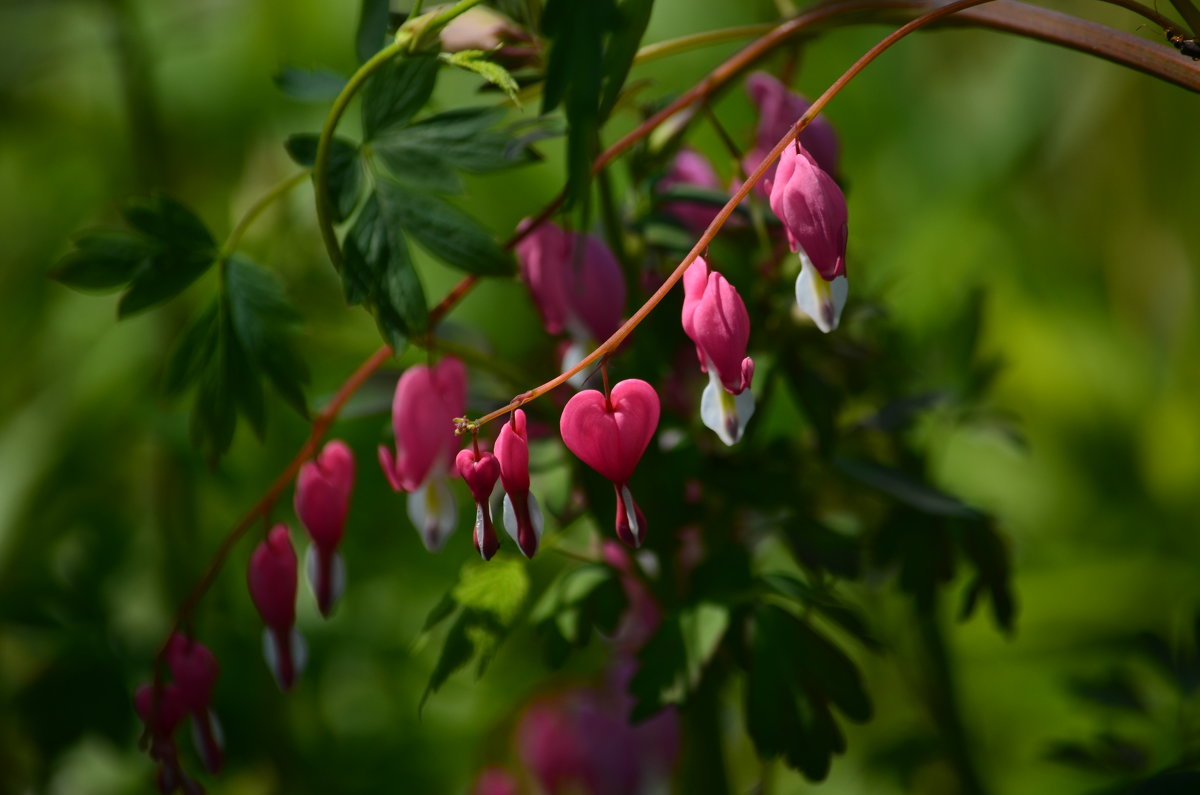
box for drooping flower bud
[295,439,355,617]
[769,143,848,282]
[247,525,306,691]
[680,258,756,445]
[378,358,467,552]
[744,71,841,197]
[515,220,627,383]
[164,634,223,775]
[456,447,502,560]
[438,6,536,69]
[494,409,544,558]
[135,683,201,795]
[559,380,660,547]
[659,148,724,234]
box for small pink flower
[559,380,660,547]
[495,409,544,558]
[164,634,223,774]
[295,439,354,617]
[681,258,756,444]
[768,143,848,281]
[743,71,841,197]
[248,525,306,691]
[378,358,467,551]
[515,220,626,360]
[659,148,724,234]
[456,447,502,560]
[135,683,201,794]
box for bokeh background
[2,0,1199,793]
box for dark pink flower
[378,358,467,551]
[515,219,626,344]
[659,148,724,234]
[743,71,841,197]
[248,525,305,690]
[135,683,201,794]
[768,143,848,281]
[295,439,354,616]
[681,258,756,444]
[559,380,660,547]
[164,634,223,774]
[456,447,502,560]
[495,409,544,558]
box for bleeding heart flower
[681,258,756,444]
[560,380,660,547]
[247,525,306,691]
[295,439,355,617]
[769,143,848,282]
[794,253,849,333]
[379,358,467,552]
[164,634,224,775]
[135,683,201,795]
[743,71,841,197]
[456,447,502,560]
[495,409,544,558]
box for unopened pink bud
[559,381,660,547]
[768,144,848,281]
[456,447,502,560]
[248,525,305,690]
[659,148,724,234]
[379,358,467,493]
[495,409,543,558]
[295,440,355,616]
[680,258,754,395]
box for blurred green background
[2,0,1199,793]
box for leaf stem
[219,170,310,260]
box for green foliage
[165,256,308,462]
[361,55,440,139]
[274,67,347,102]
[531,563,627,666]
[420,557,531,709]
[628,602,729,721]
[440,50,522,105]
[541,0,653,204]
[285,134,363,222]
[51,196,216,317]
[356,0,392,63]
[745,605,872,781]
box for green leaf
[371,145,463,194]
[629,602,728,721]
[285,134,363,222]
[373,107,537,174]
[759,575,880,651]
[361,55,439,140]
[274,67,346,102]
[745,605,872,781]
[440,50,521,104]
[116,196,217,317]
[597,0,654,119]
[451,557,530,625]
[356,0,391,63]
[163,301,220,397]
[223,255,309,418]
[380,179,514,276]
[532,563,627,665]
[343,191,428,351]
[836,458,983,519]
[49,230,152,292]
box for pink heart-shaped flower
[560,380,660,486]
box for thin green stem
[314,41,406,270]
[219,170,310,260]
[634,24,776,65]
[469,0,1003,429]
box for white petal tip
[700,376,755,446]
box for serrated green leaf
[118,250,214,318]
[163,301,220,396]
[440,50,521,104]
[50,230,152,292]
[123,195,214,253]
[356,0,391,63]
[115,196,217,317]
[373,107,536,174]
[379,179,513,276]
[452,557,530,624]
[362,55,439,140]
[371,144,463,194]
[274,67,347,102]
[285,134,363,222]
